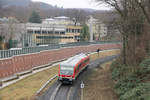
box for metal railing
[0,41,120,59]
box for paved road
[38,55,119,100]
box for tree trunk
[123,36,126,65]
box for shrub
[111,58,150,100]
[120,83,150,100]
[111,60,125,80]
[139,58,150,74]
[115,73,141,96]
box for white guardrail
[36,75,57,95]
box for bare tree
[64,9,89,25]
[96,0,127,64]
[96,0,147,65]
[136,0,150,24]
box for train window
[75,68,77,73]
[78,63,81,70]
[78,65,80,70]
[80,63,82,68]
[60,66,74,75]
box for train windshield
[60,66,74,75]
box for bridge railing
[0,41,120,59]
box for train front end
[58,64,75,84]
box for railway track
[38,80,79,100]
[38,55,119,100]
[49,82,73,100]
[49,82,62,100]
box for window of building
[60,31,65,34]
[48,31,53,34]
[69,29,72,33]
[75,36,80,39]
[55,31,59,34]
[27,30,33,34]
[66,29,69,33]
[36,36,62,39]
[35,30,40,34]
[42,30,47,34]
[72,29,75,33]
[78,29,81,33]
[74,29,77,33]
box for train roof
[60,53,88,67]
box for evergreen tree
[8,39,13,49]
[80,24,90,41]
[0,36,4,49]
[29,11,41,23]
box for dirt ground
[83,62,118,100]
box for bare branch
[135,0,150,24]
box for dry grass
[0,66,58,100]
[89,49,120,61]
[83,62,118,100]
[39,77,57,95]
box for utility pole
[89,16,93,42]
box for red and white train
[58,53,90,84]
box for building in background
[86,16,107,41]
[23,16,82,47]
[0,16,82,49]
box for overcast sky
[32,0,110,10]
